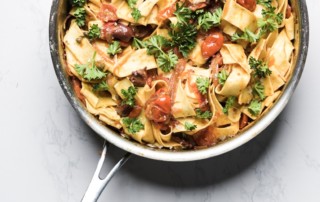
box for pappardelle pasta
[63,0,295,149]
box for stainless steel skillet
[49,0,309,201]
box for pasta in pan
[64,0,295,149]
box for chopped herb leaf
[157,50,178,73]
[107,41,122,56]
[257,0,272,8]
[248,100,262,116]
[122,117,144,134]
[74,7,86,28]
[195,109,213,119]
[131,7,141,22]
[258,7,283,35]
[218,69,228,85]
[174,3,193,24]
[249,57,272,78]
[93,81,109,92]
[75,52,106,81]
[87,24,100,40]
[223,96,236,114]
[197,8,222,31]
[253,82,265,100]
[145,35,169,56]
[121,86,137,107]
[145,35,178,72]
[126,0,137,8]
[169,22,197,57]
[132,38,146,49]
[231,29,260,43]
[184,122,197,131]
[196,77,210,95]
[72,0,86,7]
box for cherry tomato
[236,0,256,12]
[145,88,171,123]
[201,31,224,58]
[98,4,118,22]
[157,4,175,22]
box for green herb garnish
[196,77,210,95]
[253,82,265,100]
[74,7,86,28]
[121,86,137,107]
[87,24,100,41]
[75,52,106,81]
[218,69,228,86]
[107,41,122,56]
[231,29,260,43]
[132,38,146,49]
[197,8,222,31]
[72,0,86,7]
[174,3,193,24]
[249,57,272,78]
[93,81,109,92]
[169,22,197,57]
[248,100,262,116]
[184,122,197,131]
[145,35,178,72]
[122,117,144,134]
[195,109,213,119]
[223,96,236,114]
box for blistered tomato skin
[236,0,256,12]
[145,89,171,123]
[201,32,224,58]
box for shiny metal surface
[49,0,309,162]
[81,142,131,202]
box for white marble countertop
[0,0,319,201]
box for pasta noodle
[63,0,296,149]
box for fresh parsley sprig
[122,117,144,134]
[218,69,228,86]
[223,96,236,115]
[248,100,262,116]
[87,24,100,41]
[132,38,146,49]
[174,3,193,24]
[257,0,272,8]
[197,8,222,31]
[145,35,178,73]
[253,82,265,100]
[93,81,109,92]
[196,77,210,95]
[121,86,137,107]
[184,122,197,131]
[249,57,272,78]
[75,52,106,81]
[231,29,260,43]
[126,0,141,22]
[258,7,283,34]
[74,7,86,28]
[107,41,122,56]
[72,0,86,7]
[232,6,283,43]
[169,22,197,57]
[195,109,213,119]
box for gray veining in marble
[0,0,320,201]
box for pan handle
[81,142,131,202]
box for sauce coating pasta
[64,0,295,149]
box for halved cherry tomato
[145,88,171,123]
[236,0,256,12]
[201,31,224,58]
[157,4,176,22]
[98,4,118,22]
